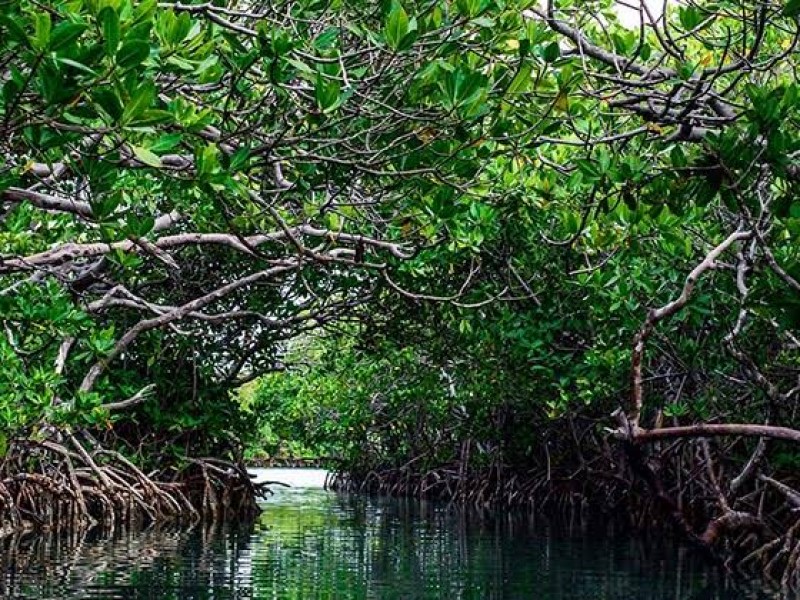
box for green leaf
[50,21,87,51]
[33,12,51,50]
[783,0,800,17]
[170,12,192,45]
[286,58,315,77]
[150,133,183,153]
[507,63,533,94]
[456,0,482,18]
[116,39,150,69]
[196,143,220,177]
[314,27,339,51]
[38,61,66,105]
[129,109,174,126]
[678,6,701,30]
[2,79,22,106]
[385,1,409,51]
[0,14,30,46]
[92,87,123,120]
[576,158,602,181]
[230,146,251,171]
[542,42,560,63]
[315,73,341,112]
[55,57,98,76]
[133,0,157,24]
[91,191,122,219]
[670,146,687,168]
[397,17,419,51]
[131,145,162,168]
[99,7,120,55]
[611,32,631,55]
[677,62,696,80]
[122,81,155,124]
[745,83,763,106]
[126,213,156,236]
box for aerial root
[329,462,596,514]
[330,435,800,592]
[0,434,266,536]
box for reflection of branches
[0,521,253,599]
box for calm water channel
[0,469,774,599]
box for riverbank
[0,434,264,537]
[330,448,800,592]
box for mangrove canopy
[3,0,800,590]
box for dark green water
[0,488,773,599]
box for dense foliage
[0,0,540,458]
[241,0,800,470]
[5,0,800,586]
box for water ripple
[0,486,776,599]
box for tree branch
[628,229,753,430]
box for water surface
[0,478,773,599]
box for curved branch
[631,423,800,445]
[1,225,412,273]
[99,384,156,412]
[78,262,298,393]
[628,229,753,429]
[2,187,93,219]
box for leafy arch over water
[2,0,800,589]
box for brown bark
[632,423,800,444]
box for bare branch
[99,384,157,413]
[628,229,753,430]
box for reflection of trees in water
[251,494,763,600]
[0,494,773,599]
[0,522,257,599]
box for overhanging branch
[632,423,800,445]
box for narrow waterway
[0,469,772,599]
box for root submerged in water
[0,431,266,537]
